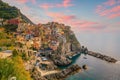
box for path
[36,66,60,76]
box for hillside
[0,0,34,32]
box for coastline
[44,64,81,80]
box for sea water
[66,32,120,80]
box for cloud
[96,0,120,19]
[46,12,106,31]
[6,0,36,4]
[117,22,120,25]
[47,12,76,22]
[39,3,54,9]
[31,0,36,4]
[72,21,106,32]
[103,0,116,6]
[73,21,97,27]
[39,0,73,9]
[108,12,120,18]
[16,0,28,4]
[62,0,73,7]
[98,6,120,16]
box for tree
[12,56,32,80]
[0,56,32,80]
[12,49,18,57]
[20,52,29,61]
[0,58,14,80]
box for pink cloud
[46,12,105,31]
[63,0,73,7]
[47,12,76,22]
[96,5,105,13]
[22,6,30,11]
[99,6,120,16]
[16,0,28,4]
[72,21,106,31]
[39,0,73,9]
[73,21,98,27]
[16,0,36,4]
[31,0,36,4]
[108,12,120,18]
[103,0,116,6]
[117,22,120,25]
[118,0,120,3]
[96,0,120,19]
[39,4,54,9]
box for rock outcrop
[88,51,117,63]
[53,56,72,66]
[82,65,88,70]
[44,64,81,80]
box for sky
[3,0,120,33]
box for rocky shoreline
[31,64,81,80]
[44,64,81,80]
[88,51,117,63]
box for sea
[66,32,120,80]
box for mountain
[0,0,34,24]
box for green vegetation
[0,0,18,32]
[20,52,29,61]
[0,58,14,80]
[0,0,33,31]
[69,34,80,44]
[0,31,7,39]
[0,0,18,19]
[12,49,29,61]
[0,49,31,80]
[63,28,79,44]
[0,39,13,47]
[0,0,34,26]
[4,24,18,32]
[21,13,34,24]
[0,48,2,51]
[12,49,19,57]
[0,31,15,47]
[0,56,32,80]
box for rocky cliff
[41,22,81,66]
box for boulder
[53,56,72,66]
[82,65,88,70]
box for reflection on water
[66,33,120,80]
